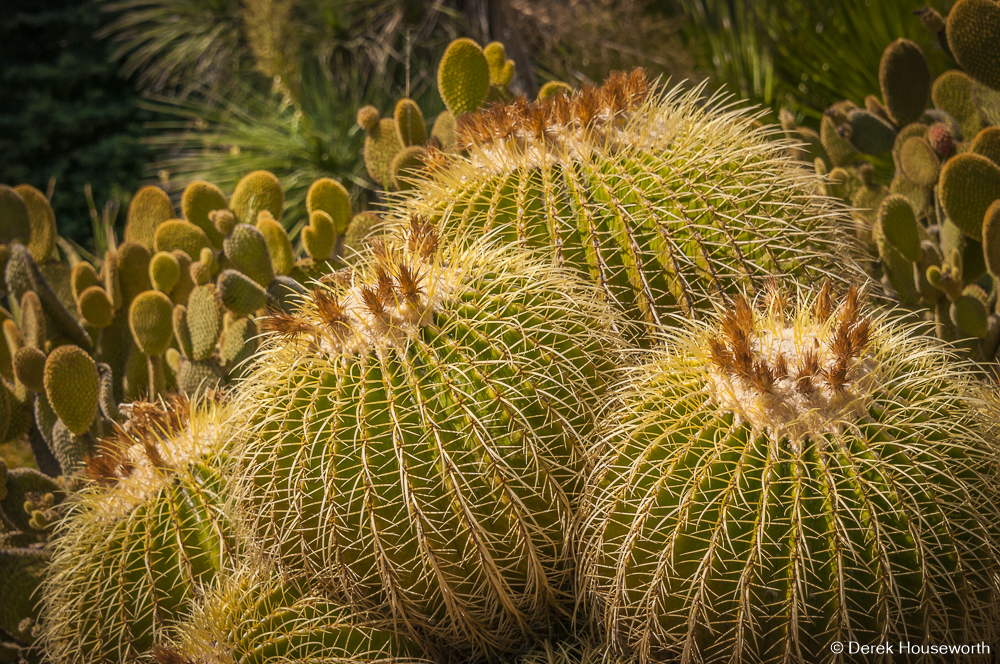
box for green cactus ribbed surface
[164,562,433,664]
[230,170,284,227]
[181,180,228,249]
[124,186,174,250]
[14,184,56,262]
[437,38,490,116]
[224,224,275,288]
[947,0,1000,92]
[40,402,236,664]
[581,291,1000,664]
[43,345,99,436]
[392,75,860,335]
[231,225,621,658]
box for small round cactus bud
[77,286,114,329]
[43,345,99,436]
[926,121,955,157]
[356,105,380,132]
[230,170,284,227]
[537,80,572,100]
[128,290,174,357]
[437,38,490,116]
[209,209,236,236]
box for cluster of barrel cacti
[3,24,1000,664]
[781,0,1000,367]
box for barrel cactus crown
[229,218,623,659]
[40,396,239,664]
[391,69,862,335]
[580,284,1000,663]
[158,559,434,664]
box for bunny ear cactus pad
[181,180,228,249]
[938,152,1000,240]
[307,178,352,236]
[230,170,284,226]
[39,399,237,664]
[125,186,174,250]
[14,184,57,262]
[161,562,434,664]
[580,286,1000,664]
[393,71,861,335]
[947,0,1000,91]
[43,345,99,437]
[437,38,490,116]
[878,39,931,127]
[0,185,31,248]
[231,219,622,658]
[395,98,427,147]
[154,220,212,259]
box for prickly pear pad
[581,284,1000,664]
[230,219,623,658]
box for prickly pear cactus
[39,397,238,664]
[230,219,623,659]
[392,69,861,336]
[580,285,1000,664]
[158,559,435,664]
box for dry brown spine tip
[262,311,316,340]
[152,645,194,664]
[814,280,834,322]
[360,286,386,317]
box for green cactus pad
[0,547,48,639]
[437,38,490,117]
[43,345,99,436]
[983,200,1000,278]
[223,224,275,287]
[177,359,223,398]
[170,249,196,305]
[218,316,256,368]
[820,114,859,167]
[13,184,56,262]
[125,186,174,250]
[0,185,31,249]
[70,262,100,302]
[841,109,897,156]
[186,285,223,362]
[356,105,381,132]
[39,401,237,664]
[303,211,336,261]
[50,419,93,475]
[431,110,457,152]
[581,289,1000,664]
[390,145,427,191]
[878,195,921,262]
[947,0,1000,91]
[931,70,982,140]
[394,98,427,147]
[189,260,211,285]
[77,286,114,329]
[230,170,284,226]
[172,305,193,359]
[217,269,269,315]
[163,562,433,664]
[364,118,405,190]
[181,180,227,249]
[231,224,621,657]
[972,126,1000,166]
[117,242,153,305]
[149,250,180,294]
[20,290,45,349]
[899,135,941,188]
[255,213,294,276]
[951,290,990,337]
[102,249,122,312]
[878,39,931,127]
[210,209,236,237]
[306,178,352,236]
[154,219,212,259]
[13,346,45,393]
[393,76,862,332]
[344,212,383,257]
[938,152,1000,240]
[128,290,174,357]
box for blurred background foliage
[2,0,953,249]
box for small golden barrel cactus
[391,69,861,336]
[39,397,239,664]
[580,284,1000,664]
[230,219,623,659]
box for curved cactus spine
[39,399,238,664]
[230,221,622,658]
[581,286,1000,664]
[392,72,863,336]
